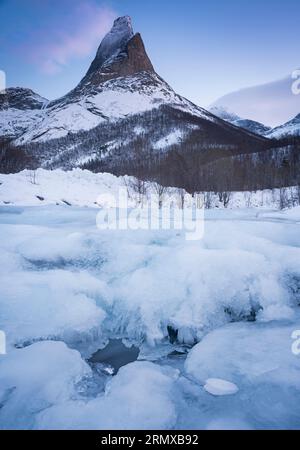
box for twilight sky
[1,0,299,107]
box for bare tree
[123,176,148,207]
[297,184,300,206]
[176,188,186,209]
[28,169,38,185]
[279,187,289,210]
[244,191,252,208]
[153,182,168,209]
[204,191,213,209]
[218,191,232,208]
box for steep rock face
[77,33,155,90]
[83,15,154,83]
[87,16,134,73]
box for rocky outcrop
[80,33,155,88]
[78,16,154,89]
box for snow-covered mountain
[211,75,300,128]
[210,105,300,140]
[0,15,268,175]
[11,16,217,145]
[0,88,48,139]
[209,106,271,136]
[267,113,300,139]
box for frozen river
[0,205,300,429]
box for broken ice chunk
[204,378,239,396]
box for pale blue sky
[1,0,299,106]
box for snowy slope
[267,113,300,139]
[16,73,216,145]
[0,108,43,139]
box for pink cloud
[23,2,117,75]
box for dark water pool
[89,339,140,374]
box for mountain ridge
[209,106,272,136]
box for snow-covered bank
[1,168,299,209]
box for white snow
[0,108,43,139]
[15,86,164,144]
[153,129,185,150]
[0,169,126,207]
[133,125,145,135]
[267,114,300,139]
[16,103,104,144]
[91,89,159,118]
[0,169,299,210]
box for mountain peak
[82,16,154,84]
[112,15,133,32]
[91,16,133,71]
